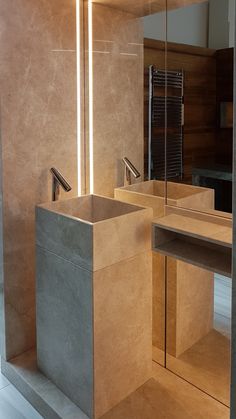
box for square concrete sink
[115,180,214,218]
[38,193,144,223]
[36,194,152,271]
[36,194,153,418]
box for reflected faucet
[122,157,141,186]
[51,167,72,201]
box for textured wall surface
[0,0,77,359]
[92,4,144,197]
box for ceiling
[91,0,208,17]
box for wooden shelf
[152,212,232,278]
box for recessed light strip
[76,0,82,195]
[88,0,94,194]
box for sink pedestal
[36,195,152,419]
[115,180,215,365]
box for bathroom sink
[114,180,214,217]
[36,194,152,271]
[36,194,153,418]
[38,193,145,223]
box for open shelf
[152,212,232,278]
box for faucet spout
[51,167,72,201]
[122,157,141,186]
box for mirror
[164,0,233,406]
[164,0,234,216]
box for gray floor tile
[0,371,10,390]
[0,385,43,419]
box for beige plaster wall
[92,4,144,197]
[0,0,77,359]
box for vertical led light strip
[88,0,94,193]
[76,0,82,195]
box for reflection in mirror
[164,0,234,216]
[163,0,234,408]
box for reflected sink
[115,180,214,217]
[115,180,215,368]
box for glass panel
[165,0,233,409]
[143,2,167,367]
[87,0,167,368]
[165,0,234,217]
[166,262,231,406]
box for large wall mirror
[164,0,234,408]
[165,0,234,217]
[86,0,233,415]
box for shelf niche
[152,210,232,278]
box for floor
[167,328,230,405]
[1,357,229,419]
[167,274,231,406]
[0,275,231,419]
[102,363,229,419]
[214,274,231,338]
[0,364,43,419]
